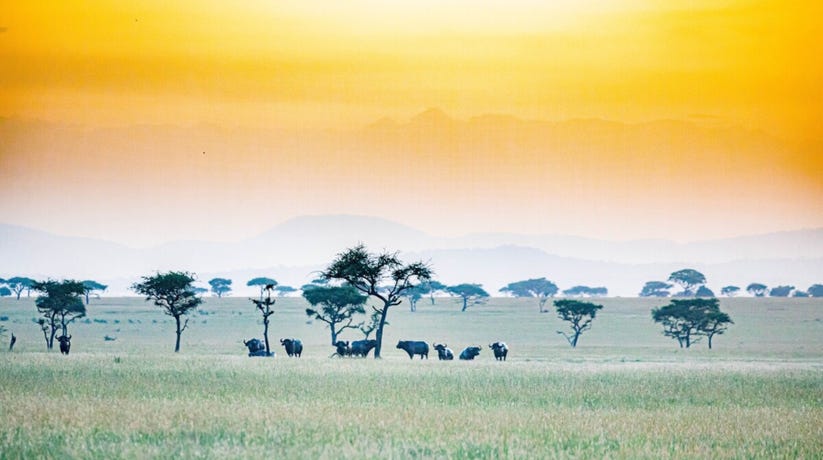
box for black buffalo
[459,346,481,360]
[396,340,429,359]
[333,340,351,357]
[280,338,303,357]
[489,342,509,361]
[351,339,377,358]
[432,343,454,360]
[243,338,273,357]
[57,335,71,355]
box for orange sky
[1,1,822,245]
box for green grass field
[1,296,821,458]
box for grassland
[1,296,821,458]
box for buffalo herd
[241,337,508,361]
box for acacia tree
[668,269,707,297]
[720,286,740,297]
[448,284,490,312]
[562,285,608,297]
[81,280,108,305]
[701,309,734,349]
[808,284,823,297]
[0,287,11,297]
[553,299,603,348]
[423,280,448,305]
[132,271,203,352]
[7,277,35,300]
[500,278,558,312]
[639,281,672,297]
[208,278,232,298]
[769,285,794,297]
[651,298,733,349]
[403,284,427,312]
[274,285,297,297]
[33,280,86,349]
[746,283,768,297]
[247,277,277,300]
[303,285,367,345]
[250,283,276,355]
[322,244,432,359]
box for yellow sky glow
[1,1,821,244]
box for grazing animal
[104,335,117,341]
[9,333,16,352]
[396,340,429,359]
[57,335,72,355]
[243,338,273,357]
[489,342,509,361]
[280,338,303,357]
[333,340,351,357]
[459,346,482,360]
[432,343,454,360]
[350,339,377,358]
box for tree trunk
[461,297,468,312]
[374,307,389,359]
[48,322,57,350]
[707,334,713,350]
[85,292,90,305]
[331,329,338,347]
[263,317,270,354]
[571,331,579,348]
[174,315,182,352]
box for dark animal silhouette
[333,340,351,357]
[57,335,72,355]
[459,346,481,360]
[350,339,377,358]
[280,338,303,357]
[489,342,509,361]
[433,343,454,360]
[243,338,273,357]
[396,340,429,359]
[9,333,16,352]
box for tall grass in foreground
[1,354,820,459]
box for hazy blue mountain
[2,216,821,296]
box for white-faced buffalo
[432,343,454,360]
[280,338,303,357]
[333,340,351,357]
[459,346,481,360]
[351,339,377,358]
[489,342,509,361]
[243,338,273,357]
[57,335,72,355]
[396,340,429,359]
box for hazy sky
[1,1,821,246]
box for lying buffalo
[333,340,351,357]
[280,338,303,357]
[432,343,454,360]
[57,335,71,355]
[489,341,509,361]
[243,338,274,357]
[351,339,377,358]
[397,340,429,359]
[459,346,481,360]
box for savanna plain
[0,296,821,459]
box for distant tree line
[4,259,819,356]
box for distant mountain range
[2,215,821,296]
